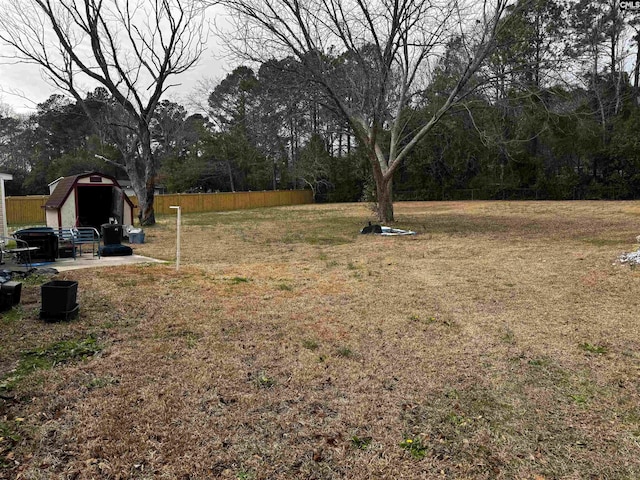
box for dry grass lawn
[2,201,640,479]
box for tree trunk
[136,125,157,226]
[139,180,156,226]
[227,159,235,192]
[634,30,640,104]
[374,168,394,222]
[377,180,394,223]
[127,168,154,227]
[129,164,156,226]
[272,159,277,190]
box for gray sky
[1,51,228,116]
[0,5,230,116]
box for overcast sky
[0,5,231,116]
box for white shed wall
[0,181,6,238]
[60,190,76,227]
[45,210,59,229]
[124,203,133,225]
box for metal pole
[170,206,181,271]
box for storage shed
[44,172,135,230]
[0,173,13,238]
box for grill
[13,227,59,262]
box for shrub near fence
[6,190,314,226]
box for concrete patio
[51,253,165,271]
[2,252,165,274]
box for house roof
[44,172,135,210]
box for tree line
[1,0,640,223]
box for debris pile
[380,226,416,236]
[619,250,640,265]
[360,222,416,236]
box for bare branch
[217,0,513,221]
[0,0,211,225]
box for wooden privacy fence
[6,190,313,225]
[5,195,49,225]
[148,190,313,215]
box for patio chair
[71,227,101,259]
[0,236,38,269]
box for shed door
[111,187,124,224]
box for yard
[1,201,640,479]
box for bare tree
[0,0,208,225]
[294,133,332,200]
[217,0,513,222]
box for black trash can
[0,281,22,311]
[40,280,79,321]
[101,224,123,245]
[14,227,59,262]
